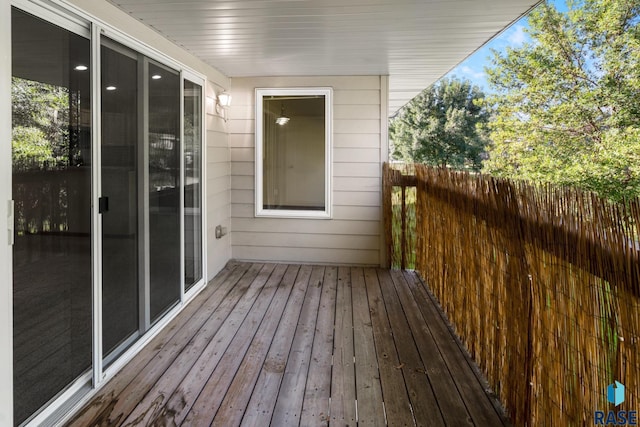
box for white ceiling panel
[107,0,540,114]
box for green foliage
[11,77,70,171]
[390,77,489,171]
[484,0,640,201]
[391,187,416,269]
[12,126,56,171]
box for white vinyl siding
[230,75,387,265]
[232,246,380,265]
[205,82,232,277]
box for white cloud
[507,25,527,46]
[459,65,485,80]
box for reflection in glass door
[183,80,203,291]
[148,62,181,323]
[101,39,140,361]
[11,6,204,424]
[10,6,205,422]
[100,44,183,360]
[11,8,92,425]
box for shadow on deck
[67,261,509,426]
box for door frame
[181,70,207,302]
[1,1,14,424]
[6,1,209,424]
[93,18,209,384]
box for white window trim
[255,87,333,219]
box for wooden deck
[67,262,509,426]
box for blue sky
[444,0,568,93]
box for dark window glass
[262,96,326,211]
[12,8,92,424]
[101,39,140,359]
[148,62,181,323]
[184,80,203,291]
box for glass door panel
[101,40,140,359]
[11,8,92,425]
[148,62,181,323]
[183,80,203,291]
[10,6,205,423]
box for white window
[255,88,332,218]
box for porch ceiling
[107,0,539,115]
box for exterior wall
[1,0,232,423]
[205,83,232,277]
[230,76,388,265]
[64,0,232,281]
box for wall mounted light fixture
[208,90,231,121]
[217,91,232,108]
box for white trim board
[254,87,333,219]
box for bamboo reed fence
[383,162,640,426]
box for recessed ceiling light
[74,65,88,71]
[151,74,162,80]
[106,86,116,91]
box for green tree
[11,77,70,171]
[483,0,640,201]
[390,77,489,171]
[11,126,56,171]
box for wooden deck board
[402,270,511,426]
[181,263,287,426]
[299,266,337,427]
[376,269,444,426]
[351,268,385,426]
[240,265,311,426]
[330,267,357,426]
[67,262,249,426]
[271,266,325,426]
[67,262,508,427]
[212,264,298,426]
[389,269,471,426]
[364,268,415,426]
[118,263,270,426]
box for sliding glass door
[10,4,206,424]
[101,42,183,362]
[101,39,140,360]
[148,62,181,323]
[183,79,203,292]
[11,8,92,425]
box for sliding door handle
[99,196,109,214]
[8,200,14,246]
